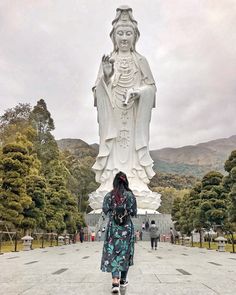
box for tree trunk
[208,232,211,249]
[199,229,203,248]
[230,231,235,253]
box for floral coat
[100,190,137,273]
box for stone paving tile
[128,282,218,295]
[21,283,111,295]
[0,282,36,295]
[1,242,236,294]
[156,274,194,283]
[200,279,236,294]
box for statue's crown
[110,6,140,51]
[112,5,137,28]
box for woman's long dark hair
[112,171,131,205]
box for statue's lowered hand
[102,55,114,83]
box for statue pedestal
[89,187,161,212]
[85,212,173,240]
[88,208,160,214]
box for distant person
[102,226,106,233]
[97,229,102,241]
[135,230,140,242]
[79,228,84,243]
[91,231,95,242]
[139,230,143,241]
[145,220,149,231]
[149,220,159,250]
[142,222,145,231]
[73,232,77,244]
[100,172,137,293]
[170,227,175,244]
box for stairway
[86,212,173,242]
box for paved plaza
[1,241,236,295]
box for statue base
[89,208,160,214]
[85,212,173,238]
[89,186,161,211]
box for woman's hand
[102,55,114,84]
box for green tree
[178,193,193,235]
[175,181,205,245]
[223,150,236,252]
[224,150,236,223]
[0,103,32,145]
[0,142,32,230]
[150,172,197,190]
[153,186,189,214]
[15,133,47,232]
[45,176,79,233]
[171,196,182,231]
[61,151,98,212]
[30,99,59,172]
[199,171,227,231]
[24,175,47,230]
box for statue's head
[110,5,140,53]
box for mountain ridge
[57,135,236,177]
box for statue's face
[115,26,135,52]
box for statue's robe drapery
[92,52,156,192]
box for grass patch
[0,240,60,253]
[175,240,234,252]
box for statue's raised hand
[102,55,114,84]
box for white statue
[89,6,161,212]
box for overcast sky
[0,0,236,149]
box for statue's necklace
[116,55,136,89]
[117,55,134,75]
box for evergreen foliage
[1,100,235,237]
[60,151,99,212]
[0,141,32,229]
[178,193,193,235]
[25,175,47,230]
[0,103,32,145]
[171,197,182,231]
[30,99,59,171]
[150,172,197,189]
[173,169,230,236]
[0,101,85,234]
[153,187,189,214]
[224,150,236,224]
[199,171,227,229]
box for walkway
[1,241,236,294]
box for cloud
[0,0,236,149]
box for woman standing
[101,171,137,293]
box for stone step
[86,213,174,241]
